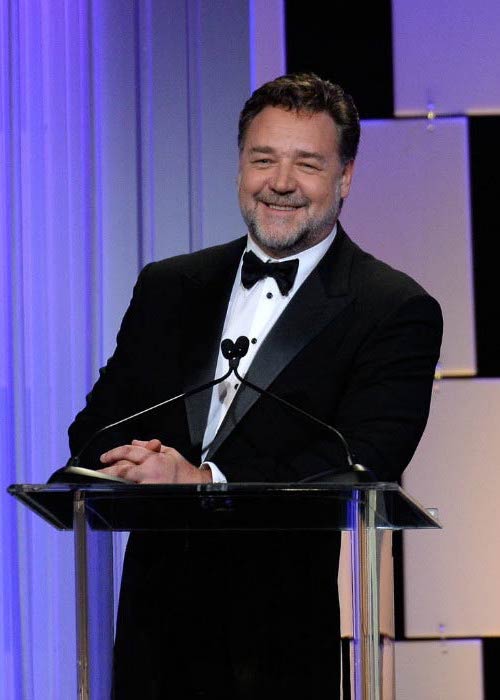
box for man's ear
[340,160,355,199]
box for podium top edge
[8,481,402,494]
[6,481,441,531]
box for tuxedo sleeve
[67,262,195,469]
[292,293,443,482]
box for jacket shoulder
[143,237,246,283]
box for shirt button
[251,338,257,344]
[234,383,239,390]
[266,292,273,299]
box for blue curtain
[0,0,153,694]
[0,0,253,695]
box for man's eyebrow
[248,146,326,162]
[248,146,275,155]
[294,149,326,162]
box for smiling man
[69,73,443,698]
[238,106,353,257]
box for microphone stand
[48,364,235,484]
[48,336,372,484]
[223,336,373,481]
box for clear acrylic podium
[8,481,440,700]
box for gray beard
[241,200,342,257]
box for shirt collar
[245,224,337,292]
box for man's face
[238,106,354,258]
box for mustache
[256,195,308,208]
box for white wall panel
[395,640,483,700]
[403,379,500,637]
[341,117,475,375]
[249,0,285,90]
[393,0,500,116]
[137,0,191,265]
[196,2,251,250]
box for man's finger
[99,464,130,477]
[131,438,163,452]
[100,463,143,482]
[101,460,134,470]
[100,445,149,464]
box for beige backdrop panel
[403,378,500,637]
[393,0,500,115]
[341,117,475,376]
[395,640,483,699]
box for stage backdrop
[0,1,284,697]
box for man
[69,73,443,698]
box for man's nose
[269,163,296,194]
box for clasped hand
[99,439,212,484]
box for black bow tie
[241,250,299,296]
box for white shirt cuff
[201,461,227,483]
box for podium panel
[8,482,439,700]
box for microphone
[48,342,236,484]
[221,335,250,369]
[48,335,371,484]
[223,336,373,480]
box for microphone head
[221,338,236,359]
[221,337,249,370]
[235,336,250,358]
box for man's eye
[253,158,272,165]
[298,162,318,170]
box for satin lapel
[181,238,246,452]
[206,227,356,460]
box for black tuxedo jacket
[68,224,442,698]
[69,224,442,483]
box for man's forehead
[242,106,339,156]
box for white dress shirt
[201,226,337,481]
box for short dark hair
[238,73,360,165]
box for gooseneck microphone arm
[234,368,356,468]
[222,335,370,475]
[49,346,239,482]
[68,365,234,468]
[49,335,369,484]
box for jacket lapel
[206,227,357,460]
[181,238,246,452]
